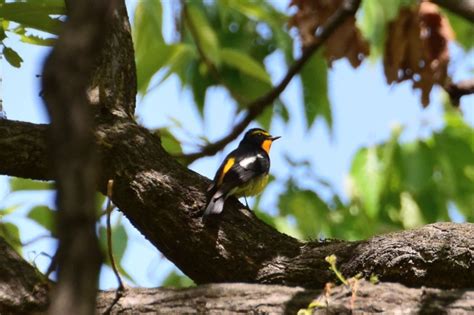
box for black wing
[219,149,269,193]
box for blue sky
[0,0,472,289]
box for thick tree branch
[0,238,49,314]
[1,238,473,314]
[432,0,474,22]
[98,281,474,314]
[41,0,108,313]
[179,0,362,163]
[0,120,50,180]
[0,119,472,289]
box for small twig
[444,78,474,107]
[102,180,125,315]
[105,179,124,291]
[178,0,362,163]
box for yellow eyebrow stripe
[250,130,269,137]
[218,157,235,185]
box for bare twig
[105,179,124,291]
[103,179,125,315]
[444,78,474,107]
[178,0,362,163]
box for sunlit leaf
[19,33,55,46]
[157,128,182,155]
[300,52,331,130]
[162,270,195,288]
[186,4,220,66]
[3,46,22,68]
[358,0,416,57]
[134,0,171,93]
[399,141,434,192]
[9,178,53,191]
[0,222,22,254]
[99,224,127,265]
[443,10,474,51]
[0,1,64,35]
[221,48,271,84]
[350,147,383,219]
[27,206,56,235]
[279,186,329,239]
[400,192,425,229]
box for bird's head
[240,128,281,153]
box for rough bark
[1,241,473,314]
[0,238,50,314]
[1,119,473,289]
[97,281,474,314]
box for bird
[204,128,280,216]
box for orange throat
[261,139,272,154]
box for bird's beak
[271,136,281,141]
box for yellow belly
[231,174,269,198]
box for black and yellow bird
[204,128,280,216]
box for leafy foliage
[274,113,473,240]
[0,0,64,67]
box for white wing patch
[239,156,257,168]
[239,154,265,169]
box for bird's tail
[204,190,226,216]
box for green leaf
[350,147,383,219]
[279,186,329,239]
[156,128,182,155]
[186,4,220,66]
[27,206,56,235]
[257,103,273,130]
[19,34,55,46]
[99,223,128,266]
[188,60,211,116]
[153,44,197,88]
[444,10,474,51]
[300,52,332,130]
[3,46,22,68]
[433,118,474,220]
[220,48,271,84]
[399,141,434,192]
[358,0,416,58]
[0,222,22,254]
[400,192,425,229]
[0,1,64,34]
[162,270,194,288]
[9,178,53,191]
[134,0,169,93]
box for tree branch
[444,78,474,107]
[178,0,362,163]
[1,237,473,314]
[0,119,472,289]
[432,0,474,22]
[41,0,108,313]
[98,281,474,314]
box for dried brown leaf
[383,2,454,107]
[289,0,369,68]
